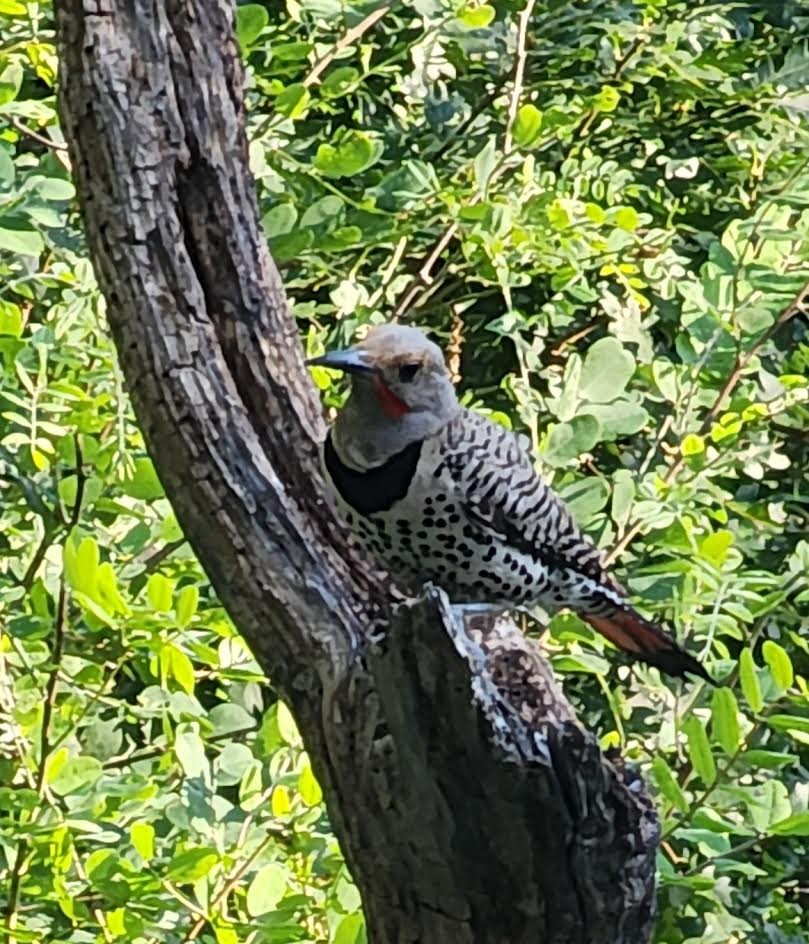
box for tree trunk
[54,3,659,941]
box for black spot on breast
[325,432,422,516]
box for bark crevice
[55,2,660,942]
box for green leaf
[544,414,601,464]
[512,104,543,148]
[262,203,298,238]
[739,649,763,714]
[711,688,740,756]
[269,228,313,262]
[700,530,733,565]
[683,715,716,784]
[458,4,495,28]
[767,713,809,735]
[276,701,301,746]
[209,703,255,735]
[65,536,99,595]
[300,195,343,229]
[0,1,27,13]
[473,136,497,197]
[147,573,174,612]
[762,640,793,691]
[162,643,195,694]
[175,585,199,628]
[769,811,809,836]
[215,743,254,787]
[235,4,269,47]
[121,457,163,500]
[271,784,292,816]
[0,62,23,104]
[275,83,310,119]
[579,338,635,403]
[611,469,635,527]
[681,433,705,456]
[0,223,43,257]
[0,148,13,185]
[0,301,22,337]
[49,756,103,796]
[615,206,639,232]
[651,756,688,812]
[588,399,648,440]
[167,848,219,882]
[313,131,383,178]
[246,863,288,916]
[321,66,359,98]
[558,477,609,524]
[96,562,129,616]
[298,761,323,806]
[31,176,75,201]
[131,822,155,861]
[333,913,366,944]
[594,85,620,112]
[738,749,798,769]
[174,730,207,779]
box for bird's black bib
[324,432,422,515]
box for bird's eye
[398,363,420,383]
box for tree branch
[54,3,659,941]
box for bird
[307,323,710,682]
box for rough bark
[54,2,660,941]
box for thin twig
[446,304,466,383]
[426,79,506,164]
[9,115,69,151]
[503,0,537,155]
[549,319,600,357]
[17,436,86,588]
[302,3,393,89]
[131,538,187,580]
[35,583,69,793]
[605,281,807,566]
[19,527,58,590]
[698,277,809,434]
[394,0,537,318]
[567,36,646,146]
[660,743,745,842]
[394,11,642,320]
[417,223,457,286]
[36,440,86,791]
[103,724,259,770]
[179,834,276,943]
[675,154,809,430]
[4,441,85,944]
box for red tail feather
[584,607,710,682]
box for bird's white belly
[344,484,551,606]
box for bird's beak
[305,347,375,375]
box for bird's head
[307,324,459,467]
[308,323,458,423]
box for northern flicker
[308,324,709,681]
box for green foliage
[1,1,808,943]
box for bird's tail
[584,606,711,682]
